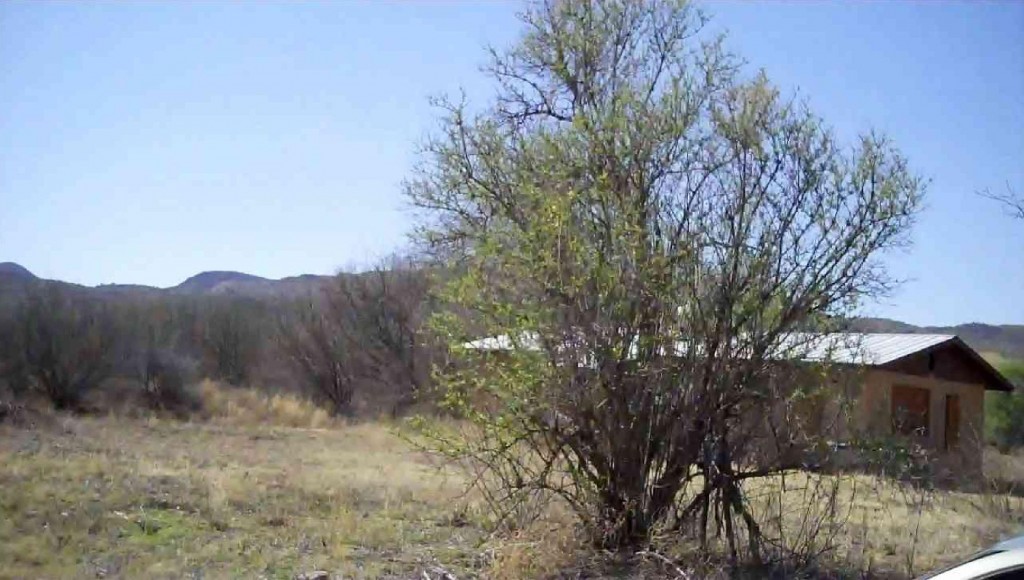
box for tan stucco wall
[856,369,986,475]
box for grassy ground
[0,415,490,579]
[2,404,1024,579]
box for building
[463,332,1015,477]
[822,334,1013,476]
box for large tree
[406,0,923,558]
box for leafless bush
[278,257,435,416]
[0,312,32,398]
[137,347,198,415]
[199,298,264,385]
[1,284,119,410]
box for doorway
[945,394,960,451]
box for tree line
[0,259,435,417]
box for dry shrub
[984,447,1024,493]
[976,448,1024,526]
[137,349,200,416]
[195,380,333,429]
[484,523,588,580]
[0,398,54,428]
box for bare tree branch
[979,183,1024,221]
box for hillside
[0,262,37,281]
[0,263,329,300]
[173,271,272,294]
[171,271,332,298]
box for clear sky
[1,1,1021,326]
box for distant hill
[92,283,163,296]
[171,271,331,298]
[173,271,272,294]
[0,262,330,300]
[0,262,37,282]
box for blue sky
[1,1,1021,326]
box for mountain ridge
[0,262,38,281]
[0,262,332,297]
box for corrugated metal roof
[463,332,956,367]
[461,332,1014,391]
[779,333,955,365]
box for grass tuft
[195,380,334,429]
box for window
[891,385,930,437]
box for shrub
[407,0,922,559]
[985,358,1024,450]
[195,379,333,429]
[2,284,118,410]
[137,349,199,416]
[277,258,433,417]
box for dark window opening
[945,394,960,450]
[892,385,930,437]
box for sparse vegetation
[0,416,480,579]
[984,355,1024,450]
[2,415,1024,579]
[195,379,334,429]
[0,284,119,410]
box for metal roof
[780,333,955,365]
[462,332,1013,391]
[463,334,537,351]
[463,332,957,366]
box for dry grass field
[0,415,489,579]
[2,384,1024,579]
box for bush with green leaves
[985,358,1024,450]
[406,0,923,560]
